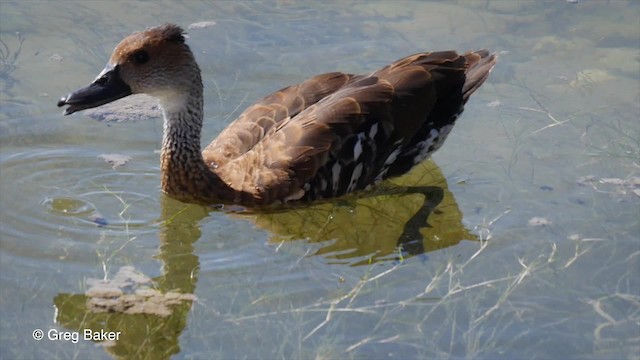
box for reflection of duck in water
[58,24,496,206]
[53,165,472,356]
[248,160,475,266]
[54,198,208,358]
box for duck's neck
[158,78,237,204]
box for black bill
[57,64,132,115]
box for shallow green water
[1,1,638,359]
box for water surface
[1,1,638,359]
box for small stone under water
[577,175,640,197]
[43,197,94,215]
[84,266,196,317]
[188,21,216,29]
[98,153,132,169]
[528,217,552,227]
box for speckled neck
[158,71,236,204]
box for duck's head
[58,23,198,115]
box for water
[1,1,638,359]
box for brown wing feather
[384,50,496,177]
[461,50,496,101]
[202,72,355,168]
[216,50,496,204]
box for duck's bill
[57,65,132,115]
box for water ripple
[1,147,161,262]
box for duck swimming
[58,24,496,206]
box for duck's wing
[219,50,496,204]
[202,72,357,168]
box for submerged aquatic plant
[0,32,25,91]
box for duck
[58,23,497,206]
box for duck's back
[202,72,357,169]
[207,50,496,204]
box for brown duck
[58,24,496,206]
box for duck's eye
[133,50,150,65]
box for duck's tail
[462,50,497,102]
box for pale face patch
[158,92,189,115]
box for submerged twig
[0,32,24,75]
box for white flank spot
[353,138,363,161]
[438,124,453,138]
[413,149,430,164]
[374,167,389,182]
[384,147,401,166]
[413,128,440,164]
[377,140,403,181]
[347,163,364,193]
[331,162,341,190]
[283,189,305,202]
[368,123,378,139]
